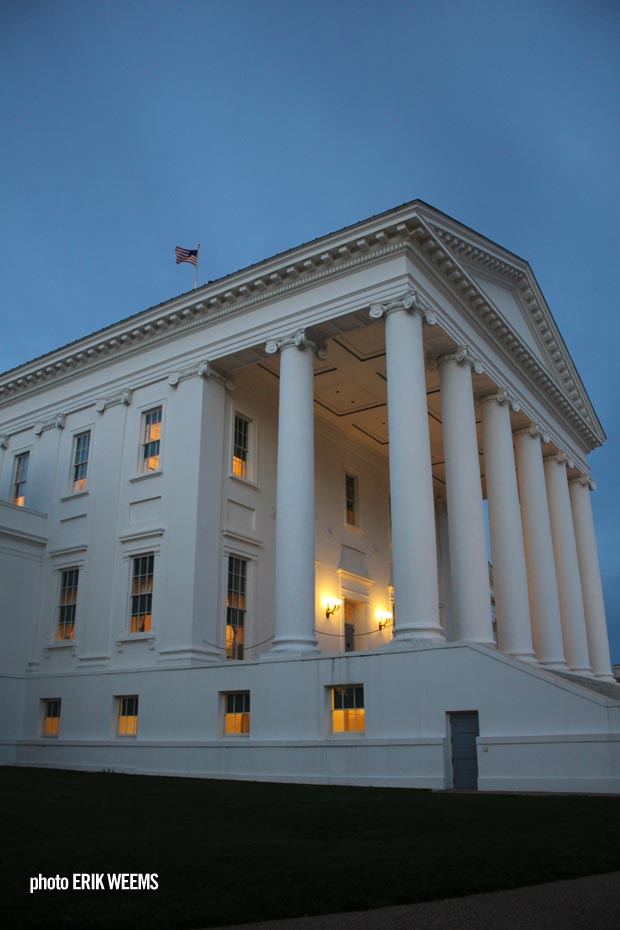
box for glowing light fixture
[324,597,342,620]
[377,611,393,631]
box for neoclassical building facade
[0,200,617,792]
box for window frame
[117,695,139,737]
[70,429,91,494]
[129,552,155,635]
[139,405,163,474]
[225,554,248,660]
[42,698,62,738]
[57,567,79,641]
[12,450,30,507]
[221,691,251,737]
[329,684,365,735]
[344,470,360,528]
[229,407,257,485]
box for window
[345,472,358,526]
[43,699,61,737]
[12,452,29,506]
[331,685,365,733]
[117,696,139,736]
[223,692,250,735]
[232,413,250,479]
[226,556,247,659]
[71,431,91,492]
[57,568,79,640]
[140,407,162,472]
[130,554,154,633]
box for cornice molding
[402,214,602,450]
[0,204,603,452]
[428,220,600,432]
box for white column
[544,455,592,676]
[569,476,615,681]
[438,349,494,646]
[481,393,536,662]
[514,427,567,670]
[265,330,322,654]
[370,291,443,640]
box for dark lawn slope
[3,767,620,930]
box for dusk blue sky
[1,1,618,660]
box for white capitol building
[0,200,617,792]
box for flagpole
[194,243,201,289]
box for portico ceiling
[239,309,557,498]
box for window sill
[115,633,157,653]
[129,470,163,484]
[228,473,259,490]
[60,490,89,502]
[343,523,365,536]
[45,641,76,650]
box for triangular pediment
[411,204,604,445]
[467,271,551,371]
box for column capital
[569,473,596,491]
[429,345,484,375]
[543,451,576,469]
[513,422,550,444]
[478,388,521,412]
[265,328,327,359]
[369,289,437,325]
[197,360,236,390]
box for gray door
[449,711,479,789]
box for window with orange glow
[130,554,154,633]
[232,414,250,478]
[223,691,250,735]
[331,685,365,733]
[140,407,162,472]
[43,699,61,737]
[118,695,139,736]
[71,431,91,492]
[12,451,29,507]
[226,555,247,659]
[58,568,79,640]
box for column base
[567,666,594,678]
[263,636,320,659]
[507,650,538,664]
[386,624,446,645]
[539,659,569,671]
[593,673,618,685]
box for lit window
[12,452,29,507]
[71,431,91,492]
[232,413,250,478]
[226,556,246,659]
[331,685,365,733]
[345,473,358,526]
[223,692,250,735]
[58,568,79,641]
[43,699,61,738]
[118,695,139,736]
[130,554,154,633]
[141,407,162,472]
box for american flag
[175,246,199,265]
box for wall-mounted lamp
[377,611,393,631]
[324,597,342,620]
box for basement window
[223,691,251,735]
[42,699,61,738]
[331,685,365,734]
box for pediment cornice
[0,200,604,450]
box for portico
[245,281,613,682]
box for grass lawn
[3,767,620,929]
